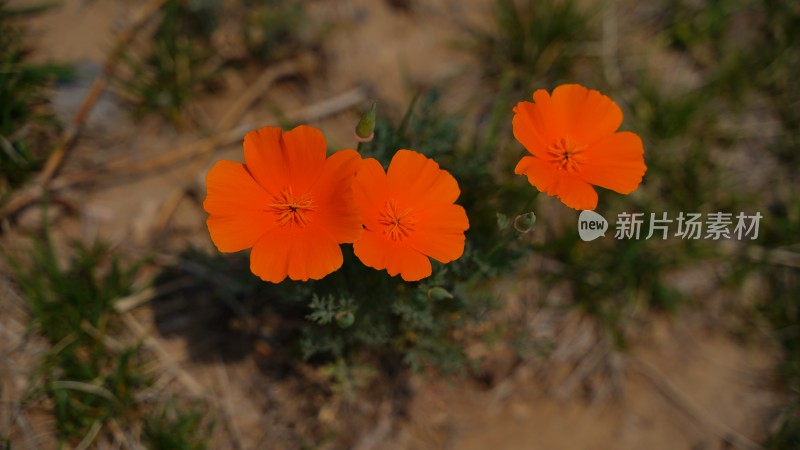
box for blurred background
[1,0,798,448]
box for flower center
[378,200,415,241]
[547,136,586,173]
[269,186,315,228]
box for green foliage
[239,0,307,62]
[0,1,72,202]
[119,0,314,124]
[466,0,596,90]
[5,218,213,446]
[143,400,214,450]
[319,358,378,402]
[119,0,220,124]
[7,229,144,442]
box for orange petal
[311,149,362,198]
[250,227,343,283]
[249,227,291,283]
[390,244,432,281]
[550,84,623,146]
[409,204,468,263]
[287,230,344,281]
[243,126,288,195]
[353,232,431,281]
[310,149,363,243]
[553,172,599,210]
[513,99,558,158]
[515,156,558,194]
[353,158,390,230]
[531,88,568,139]
[515,156,598,210]
[386,150,459,208]
[579,131,647,194]
[206,215,273,253]
[204,160,275,252]
[352,231,390,272]
[204,160,271,216]
[281,125,327,193]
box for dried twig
[630,356,765,450]
[552,340,611,399]
[114,276,195,313]
[121,312,205,397]
[18,86,367,203]
[0,0,168,222]
[214,357,245,450]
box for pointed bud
[355,102,376,142]
[427,286,454,301]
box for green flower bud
[355,102,377,141]
[336,311,355,328]
[427,286,454,301]
[514,211,537,233]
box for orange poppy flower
[513,84,647,210]
[203,125,362,283]
[352,150,469,281]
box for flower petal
[250,227,343,283]
[550,84,623,146]
[579,131,647,194]
[249,227,291,283]
[206,215,273,253]
[311,149,363,243]
[204,160,275,252]
[513,97,559,158]
[409,204,468,263]
[515,156,558,193]
[204,160,272,216]
[515,156,598,210]
[387,150,459,208]
[390,245,432,282]
[553,173,598,210]
[243,126,288,195]
[353,157,390,230]
[353,232,431,282]
[281,125,327,193]
[287,230,344,281]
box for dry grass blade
[120,312,205,397]
[74,420,102,450]
[114,277,195,313]
[0,0,168,223]
[49,381,117,403]
[214,357,244,450]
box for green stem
[468,192,539,285]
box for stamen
[547,136,586,173]
[378,200,415,241]
[269,187,315,228]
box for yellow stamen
[378,200,415,241]
[269,187,315,228]
[547,136,586,173]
